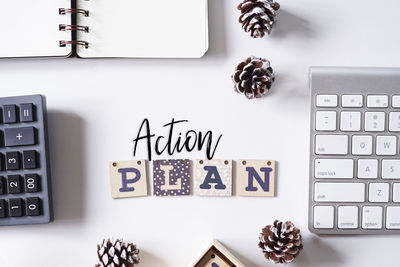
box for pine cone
[95,238,140,267]
[232,56,275,99]
[238,0,280,38]
[258,220,303,264]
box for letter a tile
[109,160,148,199]
[194,159,232,196]
[237,160,275,197]
[153,159,191,196]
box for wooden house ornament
[190,240,246,267]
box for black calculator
[0,95,53,225]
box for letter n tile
[237,160,275,197]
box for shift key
[5,127,35,147]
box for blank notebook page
[0,0,72,58]
[76,0,208,58]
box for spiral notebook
[0,0,209,59]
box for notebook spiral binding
[58,8,89,48]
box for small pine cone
[258,220,303,264]
[95,238,140,267]
[238,0,280,38]
[232,56,275,99]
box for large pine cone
[232,56,275,99]
[258,220,303,264]
[95,238,140,267]
[238,0,280,38]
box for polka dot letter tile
[153,159,191,196]
[194,159,232,196]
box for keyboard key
[315,159,353,179]
[3,105,17,123]
[393,96,400,108]
[8,198,23,217]
[389,112,400,132]
[338,206,358,229]
[25,174,39,193]
[4,127,35,147]
[313,206,334,229]
[315,111,336,131]
[342,95,363,107]
[26,198,40,216]
[0,200,6,218]
[340,111,361,131]
[358,159,378,179]
[23,150,37,169]
[369,183,389,203]
[7,175,22,194]
[316,95,337,107]
[386,206,400,229]
[367,95,389,108]
[20,103,34,122]
[376,136,397,155]
[315,135,348,155]
[382,160,400,179]
[362,206,382,229]
[352,135,373,155]
[0,177,4,195]
[5,151,20,170]
[365,112,385,132]
[314,183,365,202]
[394,184,400,202]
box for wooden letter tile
[109,160,148,199]
[194,159,232,196]
[153,159,191,196]
[237,159,275,197]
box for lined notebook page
[76,0,208,58]
[0,0,72,58]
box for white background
[1,0,400,266]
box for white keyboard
[309,67,400,234]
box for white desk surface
[1,1,400,266]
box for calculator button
[26,198,40,216]
[0,200,6,218]
[315,111,336,131]
[367,95,389,108]
[5,151,20,170]
[23,150,37,169]
[362,206,383,229]
[3,105,17,123]
[24,174,39,193]
[20,103,34,122]
[316,95,338,107]
[4,127,35,147]
[8,198,23,217]
[342,95,363,107]
[393,96,400,108]
[0,177,4,195]
[0,153,3,171]
[7,175,22,194]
